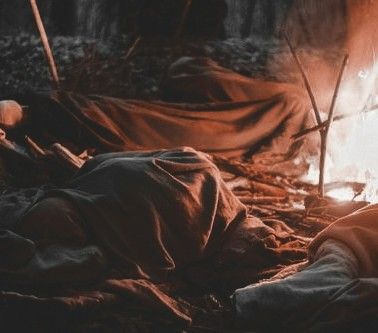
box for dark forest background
[0,0,347,47]
[0,0,359,104]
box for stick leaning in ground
[318,55,349,197]
[284,32,322,126]
[29,0,60,89]
[285,32,349,197]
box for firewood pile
[214,155,369,239]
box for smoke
[342,0,378,111]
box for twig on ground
[122,35,142,64]
[25,136,46,156]
[239,196,287,205]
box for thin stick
[292,104,378,140]
[123,36,142,63]
[318,55,349,197]
[118,35,142,75]
[25,135,46,156]
[175,0,193,40]
[29,0,60,89]
[284,32,322,126]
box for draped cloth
[233,204,378,332]
[309,203,378,278]
[11,57,312,158]
[0,147,246,328]
[54,147,247,280]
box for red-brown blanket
[11,57,313,158]
[0,148,246,328]
[0,148,309,331]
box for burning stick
[284,32,322,126]
[318,55,349,197]
[284,32,350,197]
[29,0,60,89]
[292,103,378,140]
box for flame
[303,64,378,202]
[326,187,356,202]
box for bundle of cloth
[233,204,378,332]
[1,57,314,160]
[0,147,246,328]
[0,144,314,332]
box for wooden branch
[118,35,142,76]
[123,36,141,63]
[292,104,378,140]
[51,143,85,170]
[239,196,287,205]
[29,0,60,89]
[25,135,46,156]
[283,32,322,126]
[318,55,349,197]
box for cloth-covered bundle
[7,57,313,159]
[0,147,246,328]
[233,204,378,332]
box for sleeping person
[0,147,246,284]
[233,204,378,332]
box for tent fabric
[10,57,313,158]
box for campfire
[283,15,378,204]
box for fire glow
[303,64,378,203]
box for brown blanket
[0,147,246,328]
[11,57,312,158]
[56,147,247,279]
[309,203,378,277]
[234,204,378,332]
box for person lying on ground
[0,147,246,284]
[233,203,378,332]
